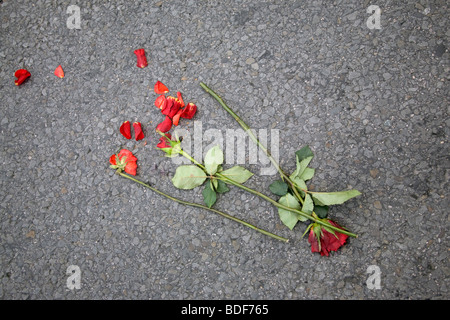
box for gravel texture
[0,0,448,300]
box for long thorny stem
[198,81,357,238]
[115,169,289,242]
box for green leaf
[220,166,253,184]
[314,205,329,219]
[277,193,302,230]
[301,194,314,218]
[171,165,207,189]
[202,181,217,208]
[296,145,314,162]
[204,145,223,175]
[215,179,230,193]
[290,154,313,181]
[300,167,315,181]
[269,180,289,196]
[311,189,361,206]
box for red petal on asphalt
[177,91,185,108]
[134,48,148,68]
[156,116,172,133]
[120,121,132,139]
[154,94,167,109]
[54,65,64,78]
[154,81,169,94]
[14,69,31,86]
[172,108,184,126]
[133,122,145,141]
[181,102,197,119]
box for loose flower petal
[54,65,64,78]
[154,81,169,94]
[177,91,185,108]
[134,48,148,68]
[154,94,167,109]
[156,116,172,133]
[172,108,184,126]
[120,121,132,139]
[181,102,197,119]
[14,69,31,86]
[133,122,145,141]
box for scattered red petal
[54,65,64,78]
[154,81,169,94]
[120,121,132,139]
[177,91,185,108]
[156,116,172,133]
[154,95,167,109]
[14,69,31,86]
[133,122,145,141]
[172,108,184,126]
[181,102,197,119]
[134,48,148,68]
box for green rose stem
[179,150,357,238]
[199,82,306,206]
[114,169,289,242]
[198,82,357,238]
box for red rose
[308,219,349,256]
[134,48,148,68]
[109,149,138,175]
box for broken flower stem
[114,169,289,243]
[179,150,357,238]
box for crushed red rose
[109,149,138,176]
[156,133,172,149]
[308,219,349,256]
